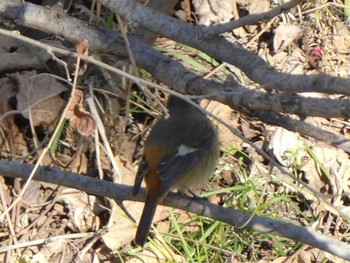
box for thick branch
[252,110,350,151]
[0,159,349,260]
[100,0,350,95]
[1,1,350,153]
[2,0,350,96]
[0,0,127,56]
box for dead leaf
[0,77,21,157]
[13,129,29,157]
[268,127,307,167]
[58,189,102,233]
[192,0,234,26]
[247,0,270,15]
[10,71,67,126]
[102,155,171,250]
[41,239,67,259]
[102,155,138,250]
[274,24,302,52]
[241,119,261,140]
[332,22,350,54]
[302,143,350,212]
[128,241,185,263]
[66,89,96,137]
[200,99,240,148]
[101,202,137,251]
[76,39,89,56]
[70,39,89,76]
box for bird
[133,95,220,246]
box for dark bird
[133,95,220,246]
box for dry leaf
[0,77,18,156]
[102,202,137,251]
[273,24,302,52]
[58,189,102,233]
[268,127,307,167]
[246,0,270,14]
[241,119,261,140]
[102,155,170,250]
[66,89,96,137]
[41,239,67,259]
[76,39,89,75]
[200,99,240,148]
[68,39,89,76]
[102,155,138,250]
[11,71,67,126]
[76,39,89,56]
[302,144,350,204]
[128,241,185,263]
[26,96,65,126]
[332,22,350,54]
[192,0,234,26]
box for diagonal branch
[0,159,349,260]
[3,0,350,96]
[99,0,350,95]
[1,2,350,153]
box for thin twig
[202,0,302,37]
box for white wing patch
[176,144,198,156]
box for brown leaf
[247,0,271,15]
[71,113,96,137]
[102,155,171,251]
[268,127,307,167]
[66,89,96,137]
[58,189,102,233]
[192,0,234,26]
[274,24,302,52]
[200,99,240,148]
[76,39,89,56]
[68,39,89,76]
[102,156,142,250]
[241,119,261,140]
[11,71,67,126]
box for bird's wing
[157,135,212,197]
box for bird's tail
[135,193,159,246]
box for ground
[0,0,350,262]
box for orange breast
[143,145,162,196]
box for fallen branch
[100,0,350,95]
[0,159,349,260]
[1,5,350,153]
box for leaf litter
[1,0,350,262]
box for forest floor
[1,0,350,262]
